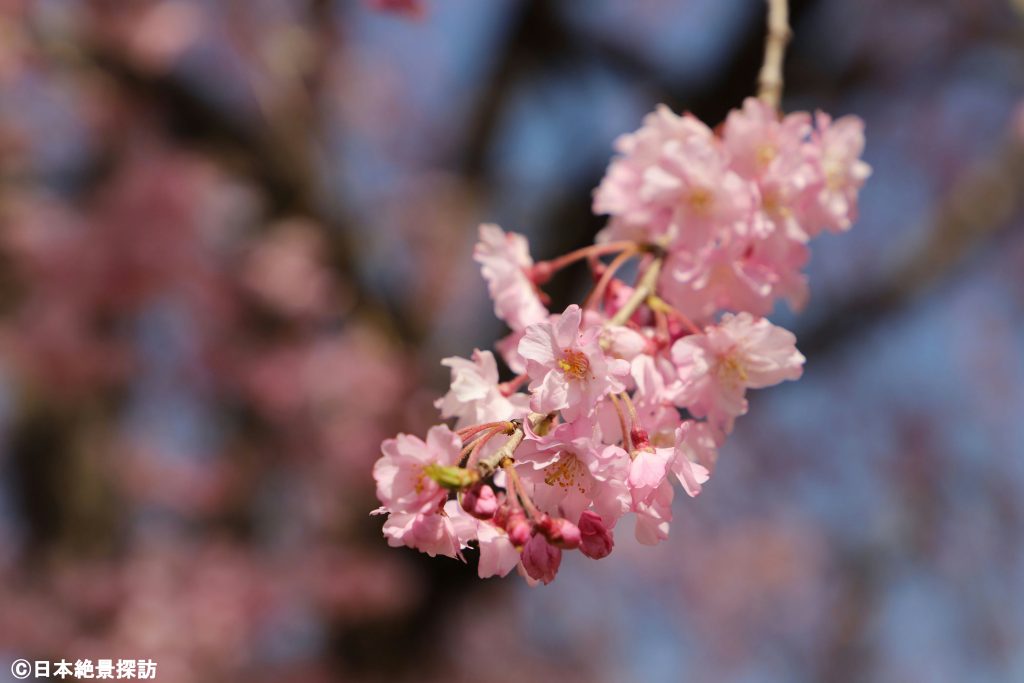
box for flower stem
[498,373,529,396]
[503,460,541,520]
[458,421,511,442]
[607,256,663,327]
[475,420,524,477]
[647,294,702,335]
[583,246,638,311]
[608,392,633,453]
[538,241,640,275]
[464,426,504,470]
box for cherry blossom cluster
[372,97,870,584]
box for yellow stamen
[717,354,748,387]
[543,452,587,493]
[557,349,590,379]
[757,143,777,167]
[688,187,713,215]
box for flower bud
[578,511,614,559]
[499,509,532,548]
[461,482,499,519]
[537,514,581,550]
[630,426,652,452]
[521,533,562,585]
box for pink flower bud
[578,511,614,559]
[537,514,581,550]
[492,503,510,528]
[630,426,652,452]
[521,534,562,584]
[461,483,498,520]
[499,509,532,548]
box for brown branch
[757,0,791,109]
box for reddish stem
[498,373,529,396]
[464,426,504,470]
[503,461,542,520]
[583,247,638,311]
[537,241,639,275]
[457,421,511,442]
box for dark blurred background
[0,1,1023,681]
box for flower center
[557,349,590,380]
[543,452,587,493]
[716,353,748,387]
[687,187,713,215]
[756,143,777,167]
[824,157,843,190]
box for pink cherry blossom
[672,312,805,433]
[633,478,674,546]
[373,425,462,514]
[517,417,631,526]
[672,421,715,496]
[595,106,723,244]
[474,223,548,331]
[435,349,530,428]
[723,97,811,181]
[447,501,520,578]
[628,447,674,500]
[804,112,872,234]
[642,129,753,250]
[381,508,460,558]
[519,304,629,420]
[372,98,868,583]
[629,355,685,445]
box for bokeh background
[1,1,1023,681]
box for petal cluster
[371,99,868,584]
[595,97,871,321]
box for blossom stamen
[557,349,591,379]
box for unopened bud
[538,514,582,550]
[630,426,651,452]
[521,533,562,585]
[578,511,614,559]
[461,482,499,520]
[500,509,532,548]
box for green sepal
[424,464,476,490]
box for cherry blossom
[373,425,463,515]
[806,112,872,234]
[435,349,530,428]
[672,312,805,433]
[474,223,548,331]
[519,304,630,420]
[373,98,867,584]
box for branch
[757,0,791,109]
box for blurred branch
[798,138,1024,357]
[757,0,791,109]
[59,31,419,342]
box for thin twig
[608,256,663,327]
[476,422,525,477]
[757,0,791,110]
